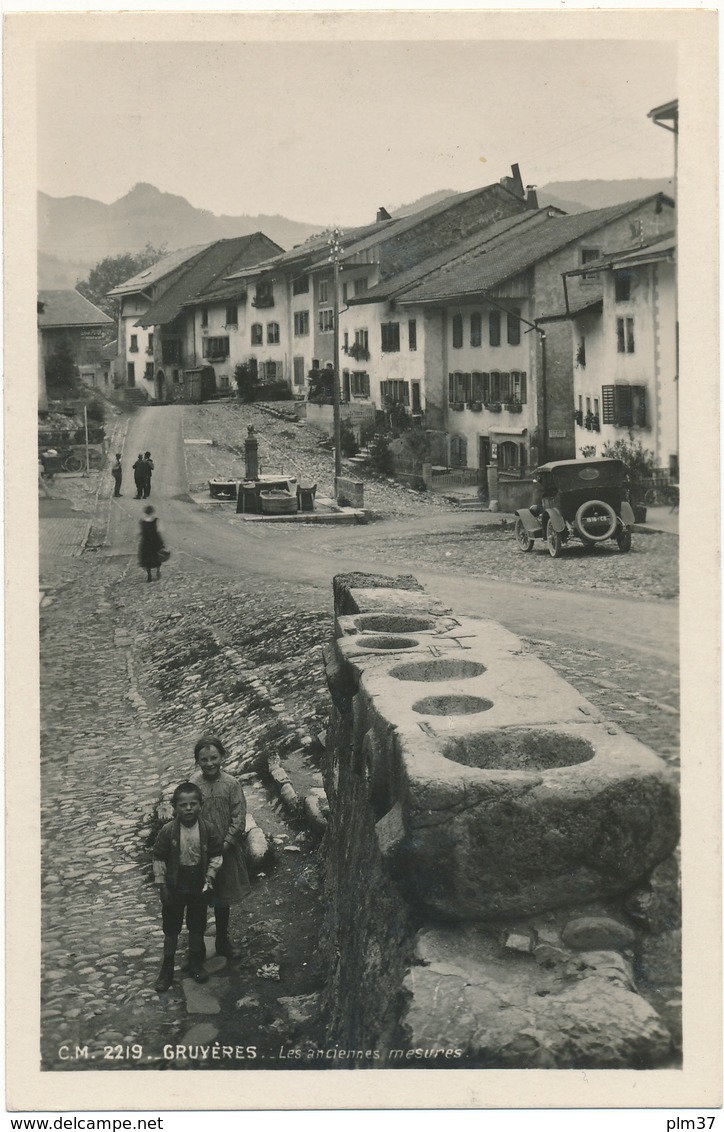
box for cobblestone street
[37,402,681,1072]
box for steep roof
[224,218,395,282]
[564,232,676,276]
[37,289,114,328]
[107,243,212,296]
[135,234,285,326]
[348,210,555,304]
[397,195,674,305]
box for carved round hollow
[359,635,419,651]
[389,659,488,682]
[441,729,596,771]
[412,694,494,716]
[355,614,436,634]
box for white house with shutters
[565,232,677,477]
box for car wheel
[616,529,632,553]
[546,525,563,558]
[63,453,83,472]
[574,499,617,541]
[515,518,534,552]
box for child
[190,736,251,960]
[152,781,224,992]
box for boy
[152,782,224,992]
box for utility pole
[328,227,343,490]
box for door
[478,436,491,493]
[412,381,421,413]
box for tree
[307,367,335,405]
[601,432,656,503]
[76,243,167,319]
[234,359,259,402]
[45,336,79,392]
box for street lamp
[328,227,343,489]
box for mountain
[37,183,327,282]
[537,177,675,214]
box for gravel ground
[182,400,451,518]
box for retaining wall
[319,572,681,1068]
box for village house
[562,232,677,478]
[222,165,538,402]
[369,193,675,498]
[37,289,115,405]
[109,235,283,402]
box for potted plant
[485,401,502,413]
[468,401,483,412]
[505,397,523,414]
[574,409,584,426]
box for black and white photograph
[4,5,720,1118]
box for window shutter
[635,385,646,426]
[364,373,370,398]
[519,442,527,468]
[448,373,455,402]
[601,385,615,424]
[616,385,633,425]
[403,382,410,406]
[520,371,527,403]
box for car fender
[515,508,542,536]
[546,507,567,534]
[620,500,635,527]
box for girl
[190,735,251,959]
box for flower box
[449,402,464,411]
[505,402,523,414]
[467,401,483,412]
[485,402,502,413]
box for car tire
[515,518,534,552]
[616,529,632,553]
[546,524,563,558]
[63,454,83,472]
[574,499,617,542]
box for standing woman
[190,735,251,959]
[138,504,165,582]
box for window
[319,281,329,304]
[253,283,274,308]
[470,312,482,347]
[267,322,280,344]
[507,308,521,346]
[498,441,519,469]
[293,357,305,386]
[448,371,470,403]
[251,323,263,345]
[614,272,631,302]
[226,305,238,327]
[173,369,180,384]
[350,371,370,398]
[343,332,349,352]
[260,360,281,382]
[319,309,334,333]
[601,384,647,427]
[294,311,309,336]
[219,375,230,390]
[510,370,527,403]
[145,362,154,378]
[452,314,463,349]
[471,372,484,401]
[353,277,369,296]
[162,340,180,365]
[292,276,309,295]
[202,336,229,360]
[201,310,208,328]
[489,371,501,402]
[355,329,369,351]
[381,322,400,352]
[408,320,417,351]
[489,310,501,347]
[581,247,601,281]
[342,283,348,303]
[127,362,135,383]
[129,335,138,353]
[617,317,635,354]
[380,379,409,405]
[147,333,154,353]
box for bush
[307,367,335,405]
[340,421,359,457]
[234,360,259,403]
[85,398,105,423]
[601,432,656,502]
[368,432,394,475]
[259,381,293,402]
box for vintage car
[514,458,635,557]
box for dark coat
[139,517,164,568]
[153,816,224,894]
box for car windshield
[550,464,625,492]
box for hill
[537,177,675,214]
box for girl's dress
[138,517,164,569]
[189,768,251,904]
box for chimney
[377,207,391,222]
[525,185,539,210]
[510,164,525,199]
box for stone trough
[332,593,679,922]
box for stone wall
[318,572,681,1068]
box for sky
[36,35,677,227]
